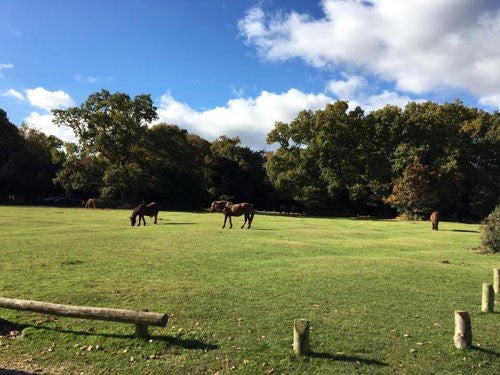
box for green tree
[207,136,273,208]
[52,90,158,203]
[0,109,26,200]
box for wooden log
[453,310,472,349]
[481,283,494,313]
[494,268,499,294]
[0,297,167,327]
[293,319,310,355]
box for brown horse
[130,202,160,226]
[85,198,96,209]
[430,211,440,231]
[210,200,255,229]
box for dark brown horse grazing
[85,198,96,209]
[430,211,440,231]
[130,202,160,226]
[210,200,255,229]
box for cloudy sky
[1,0,499,149]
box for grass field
[0,206,498,374]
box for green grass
[0,206,498,374]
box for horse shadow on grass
[23,324,218,351]
[309,352,388,366]
[162,222,197,225]
[441,229,480,233]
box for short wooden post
[293,319,310,355]
[453,310,472,349]
[494,268,499,294]
[481,283,494,313]
[135,309,149,338]
[135,323,149,338]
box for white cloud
[239,0,500,105]
[1,88,25,101]
[25,87,75,112]
[326,75,367,99]
[0,63,13,78]
[326,75,422,111]
[157,89,333,149]
[479,94,500,107]
[24,112,77,143]
[75,74,98,83]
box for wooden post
[135,309,149,338]
[454,311,472,349]
[494,268,500,294]
[293,319,310,355]
[481,283,494,313]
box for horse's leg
[229,215,233,229]
[241,213,247,229]
[222,214,227,229]
[154,213,158,224]
[435,221,439,231]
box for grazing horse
[85,198,96,209]
[210,200,255,229]
[130,202,160,226]
[430,211,440,231]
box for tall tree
[52,90,158,203]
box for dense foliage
[267,100,499,219]
[1,92,498,219]
[478,205,500,253]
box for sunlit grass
[0,206,498,374]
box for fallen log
[0,297,168,338]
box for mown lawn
[0,206,498,374]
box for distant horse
[85,198,96,209]
[430,211,440,231]
[130,202,160,226]
[210,200,255,229]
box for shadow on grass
[441,229,480,233]
[309,352,388,366]
[0,318,26,336]
[252,228,283,231]
[0,369,36,375]
[471,346,500,358]
[24,325,218,351]
[162,222,197,225]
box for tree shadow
[471,346,500,358]
[309,352,388,366]
[23,325,218,351]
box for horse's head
[130,216,136,226]
[210,200,226,213]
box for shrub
[478,204,500,253]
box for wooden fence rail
[0,297,168,338]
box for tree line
[1,90,498,220]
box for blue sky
[1,0,499,149]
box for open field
[0,206,498,374]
